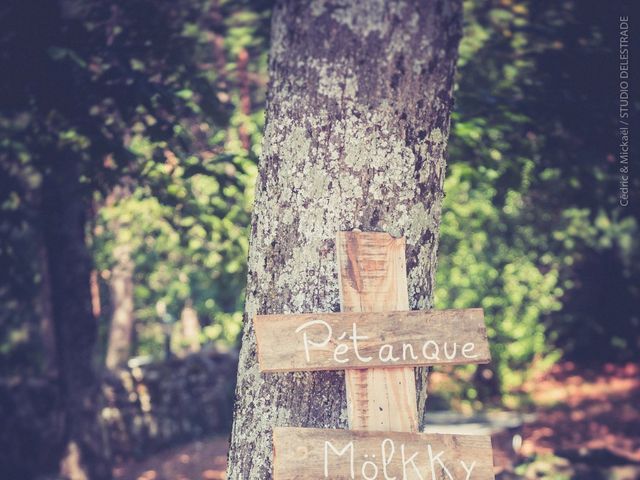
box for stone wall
[102,350,238,461]
[0,349,238,477]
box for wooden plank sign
[273,427,495,480]
[338,232,418,432]
[255,309,490,372]
[260,232,495,479]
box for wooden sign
[337,232,418,432]
[261,232,495,478]
[255,309,490,372]
[273,427,495,480]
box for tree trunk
[37,236,58,377]
[178,301,201,354]
[41,157,111,480]
[227,1,462,477]
[105,243,134,369]
[104,184,136,370]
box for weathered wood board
[337,231,418,432]
[262,231,496,477]
[255,308,490,372]
[273,427,495,480]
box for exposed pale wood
[337,231,418,432]
[273,427,495,480]
[255,308,490,372]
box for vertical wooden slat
[336,231,418,432]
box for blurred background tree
[2,0,638,404]
[0,0,270,476]
[0,0,638,476]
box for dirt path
[113,362,639,479]
[113,436,229,480]
[519,362,639,463]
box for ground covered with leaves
[494,362,639,479]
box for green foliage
[436,0,639,402]
[89,0,271,358]
[436,163,563,397]
[514,453,574,479]
[0,0,271,370]
[1,0,637,402]
[93,159,255,354]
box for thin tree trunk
[105,243,134,369]
[37,236,58,376]
[104,184,135,370]
[179,301,201,354]
[41,156,111,480]
[237,47,252,150]
[90,269,101,318]
[227,1,462,477]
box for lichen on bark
[227,0,462,477]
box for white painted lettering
[362,459,379,480]
[296,320,332,363]
[401,443,424,480]
[402,343,418,361]
[379,344,400,363]
[461,343,479,359]
[444,343,458,360]
[427,445,453,480]
[381,438,397,480]
[334,343,350,363]
[461,460,476,480]
[350,323,373,363]
[422,341,440,361]
[324,441,354,478]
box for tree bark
[41,156,111,479]
[37,236,58,377]
[227,0,462,477]
[176,300,201,355]
[105,243,134,369]
[103,185,136,370]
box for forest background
[0,0,638,476]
